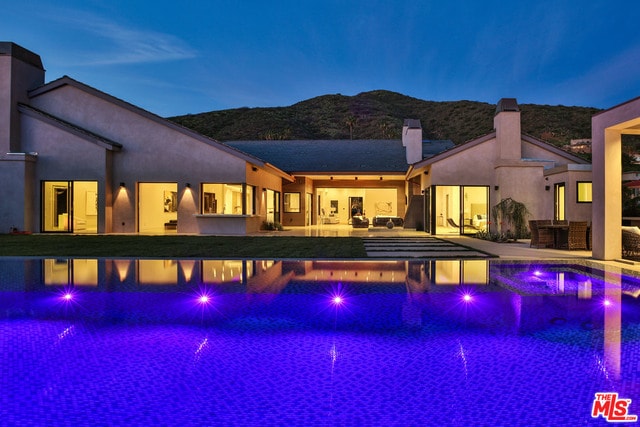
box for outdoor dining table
[538,224,569,249]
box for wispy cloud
[49,10,197,66]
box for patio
[267,224,594,260]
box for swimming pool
[1,258,639,426]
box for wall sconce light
[379,177,383,180]
[424,170,429,175]
[355,177,358,180]
[262,188,267,192]
[119,182,125,188]
[421,190,425,194]
[330,176,333,180]
[185,183,191,188]
[545,177,549,181]
[494,185,499,191]
[545,185,550,191]
[252,166,258,172]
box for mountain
[168,90,601,146]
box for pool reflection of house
[1,42,592,236]
[39,258,492,290]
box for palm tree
[345,115,357,140]
[379,121,395,139]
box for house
[0,42,593,236]
[406,98,592,235]
[226,137,453,228]
[0,42,293,235]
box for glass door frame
[554,182,566,221]
[41,180,72,233]
[429,184,489,236]
[461,185,489,235]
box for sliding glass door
[461,186,489,234]
[431,185,488,235]
[42,181,98,233]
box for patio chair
[622,227,640,258]
[567,221,588,250]
[529,220,554,248]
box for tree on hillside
[379,121,397,139]
[345,115,357,140]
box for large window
[201,183,247,215]
[138,182,177,233]
[577,181,592,203]
[284,192,301,213]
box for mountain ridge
[168,90,600,147]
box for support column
[592,128,621,260]
[592,96,640,260]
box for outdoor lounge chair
[567,221,588,250]
[447,218,460,228]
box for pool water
[1,258,639,426]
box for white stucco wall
[20,115,109,232]
[521,141,582,167]
[26,83,281,234]
[30,85,247,182]
[494,111,521,160]
[415,132,591,234]
[0,154,35,231]
[0,47,44,153]
[494,163,547,224]
[429,139,497,185]
[544,165,592,222]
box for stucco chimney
[0,42,45,153]
[403,119,422,164]
[494,98,521,160]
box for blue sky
[4,0,640,117]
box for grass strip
[0,235,368,258]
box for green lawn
[0,234,368,258]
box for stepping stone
[362,237,492,259]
